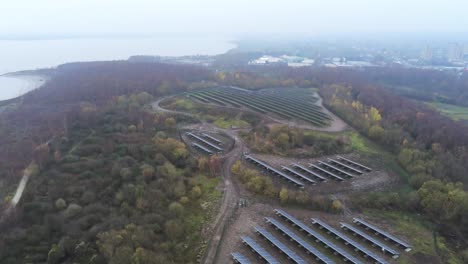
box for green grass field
[364,210,462,264]
[427,102,468,121]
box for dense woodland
[0,62,222,263]
[1,59,468,262]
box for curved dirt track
[152,91,349,264]
[152,99,242,264]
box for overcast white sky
[1,0,467,36]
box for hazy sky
[2,0,467,36]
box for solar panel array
[352,218,412,252]
[244,154,372,188]
[340,223,400,258]
[233,209,410,264]
[292,163,328,181]
[241,236,281,264]
[187,132,223,153]
[309,164,344,181]
[274,209,363,264]
[245,155,305,188]
[282,166,317,184]
[265,217,336,264]
[311,218,389,264]
[201,133,223,145]
[328,158,363,174]
[231,252,252,264]
[318,161,354,178]
[255,226,308,264]
[192,143,213,155]
[337,156,372,172]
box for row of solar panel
[232,209,410,264]
[245,155,372,188]
[186,132,224,154]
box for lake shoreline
[0,72,49,102]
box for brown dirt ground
[219,202,412,264]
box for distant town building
[249,55,314,67]
[448,43,464,61]
[421,45,433,60]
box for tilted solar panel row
[318,161,354,178]
[352,218,411,252]
[311,218,389,264]
[231,252,252,264]
[340,222,400,258]
[255,226,307,264]
[328,158,363,174]
[265,217,335,264]
[309,164,344,181]
[337,156,372,172]
[191,143,214,155]
[187,132,223,152]
[241,236,280,264]
[292,163,328,181]
[245,155,305,188]
[201,133,223,145]
[282,166,316,184]
[274,209,362,264]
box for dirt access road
[152,91,349,264]
[152,98,242,264]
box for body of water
[0,36,235,101]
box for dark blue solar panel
[265,217,335,264]
[343,222,402,256]
[282,166,316,184]
[292,163,328,181]
[311,218,389,264]
[337,156,372,172]
[187,132,223,152]
[192,143,213,154]
[245,155,305,187]
[255,226,307,264]
[318,161,354,177]
[352,218,411,251]
[201,133,223,144]
[309,164,344,181]
[274,209,362,264]
[231,252,251,264]
[328,158,363,174]
[241,236,280,264]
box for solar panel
[352,218,411,252]
[231,252,252,264]
[245,155,305,188]
[328,159,363,174]
[282,166,316,184]
[292,163,327,181]
[187,132,223,152]
[340,223,400,258]
[337,156,372,172]
[309,164,344,181]
[255,226,307,264]
[241,236,280,264]
[265,217,335,264]
[274,209,362,264]
[311,218,389,264]
[318,161,354,178]
[192,143,213,155]
[201,133,223,145]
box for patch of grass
[348,131,377,154]
[348,131,410,182]
[427,102,468,121]
[174,98,195,111]
[213,117,249,129]
[364,210,462,264]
